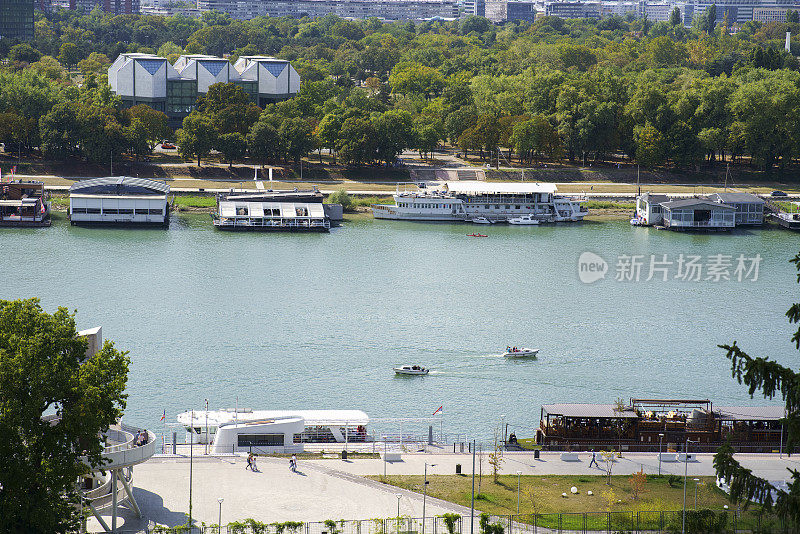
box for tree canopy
[713,253,800,529]
[0,298,130,534]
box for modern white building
[107,53,300,125]
[195,0,458,20]
[68,177,170,226]
[177,409,370,453]
[634,192,670,225]
[660,198,736,230]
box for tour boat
[372,181,587,223]
[503,348,539,358]
[471,217,492,224]
[393,365,430,375]
[507,215,539,225]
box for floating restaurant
[634,191,765,230]
[0,180,50,227]
[537,398,786,452]
[211,189,340,232]
[68,177,170,226]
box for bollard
[456,463,462,474]
[172,432,177,455]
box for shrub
[327,188,353,211]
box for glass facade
[232,80,258,102]
[166,80,198,115]
[0,0,34,40]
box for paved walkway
[86,451,798,532]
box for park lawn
[373,474,735,515]
[172,195,217,208]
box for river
[2,213,798,441]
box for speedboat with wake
[503,347,539,358]
[394,365,430,375]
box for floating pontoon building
[212,189,340,232]
[68,177,170,226]
[538,398,786,452]
[107,53,300,126]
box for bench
[560,452,580,462]
[659,453,677,462]
[382,452,402,462]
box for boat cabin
[68,177,170,226]
[0,180,50,227]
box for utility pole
[189,409,193,533]
[658,433,664,475]
[682,439,695,534]
[422,462,436,534]
[110,149,113,177]
[205,399,209,455]
[470,439,476,534]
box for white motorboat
[393,365,429,375]
[630,217,646,226]
[503,347,539,358]
[471,217,492,224]
[507,215,539,225]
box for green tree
[388,62,446,99]
[30,56,66,81]
[634,123,666,168]
[124,118,151,160]
[247,119,280,166]
[39,102,81,161]
[57,42,81,70]
[278,117,315,164]
[373,109,413,165]
[127,104,171,152]
[8,43,41,64]
[315,111,343,164]
[337,116,377,165]
[713,252,800,529]
[78,52,111,77]
[216,132,247,167]
[788,10,799,23]
[176,111,217,166]
[670,7,683,26]
[0,298,130,534]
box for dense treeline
[3,9,800,172]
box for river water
[2,213,798,440]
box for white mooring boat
[503,347,539,358]
[393,365,430,375]
[507,215,540,225]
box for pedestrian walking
[589,449,598,468]
[291,454,297,472]
[246,452,254,471]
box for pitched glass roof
[200,60,226,77]
[263,62,287,77]
[137,59,164,75]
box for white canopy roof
[219,201,325,218]
[443,181,558,195]
[178,409,369,428]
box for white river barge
[372,181,587,223]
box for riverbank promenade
[86,450,798,532]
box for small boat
[467,233,488,237]
[630,217,646,226]
[503,347,539,358]
[471,217,492,224]
[394,365,430,375]
[507,215,539,225]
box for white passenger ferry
[372,181,587,223]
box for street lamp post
[189,409,194,532]
[470,439,476,534]
[395,493,402,534]
[693,478,700,510]
[217,498,224,532]
[682,439,695,534]
[516,471,522,515]
[422,462,436,534]
[658,433,664,476]
[205,399,209,455]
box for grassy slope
[372,474,734,515]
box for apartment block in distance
[0,0,34,40]
[107,53,300,127]
[70,0,140,13]
[196,0,458,20]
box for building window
[237,433,284,447]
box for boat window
[135,209,149,215]
[515,205,520,209]
[103,209,119,214]
[86,208,101,214]
[148,209,163,215]
[237,433,283,447]
[235,206,248,216]
[505,205,511,209]
[72,207,87,214]
[296,207,308,217]
[119,209,133,215]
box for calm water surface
[2,214,798,439]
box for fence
[99,509,793,534]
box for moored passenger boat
[0,180,51,227]
[372,181,587,223]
